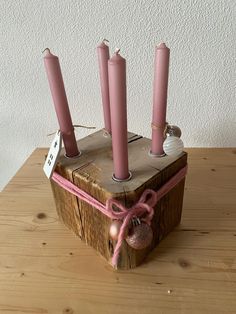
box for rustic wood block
[50,129,187,269]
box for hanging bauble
[163,136,184,157]
[166,125,182,138]
[109,220,123,240]
[126,222,153,250]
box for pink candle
[43,48,79,157]
[108,50,130,181]
[97,40,111,134]
[151,43,170,156]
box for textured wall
[0,0,235,190]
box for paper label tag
[43,130,62,179]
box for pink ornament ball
[109,220,122,240]
[126,223,153,250]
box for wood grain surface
[51,129,187,269]
[0,148,236,313]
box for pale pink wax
[151,43,170,156]
[108,51,129,180]
[97,41,111,134]
[44,49,79,157]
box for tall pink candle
[108,50,130,181]
[151,43,170,156]
[97,40,111,134]
[43,49,79,157]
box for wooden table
[0,148,235,314]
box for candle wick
[157,42,167,49]
[103,39,109,44]
[115,48,120,54]
[42,47,51,54]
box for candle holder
[148,150,166,158]
[64,150,82,159]
[50,129,187,269]
[112,171,132,182]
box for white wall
[0,0,235,191]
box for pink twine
[52,165,187,266]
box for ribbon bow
[106,189,158,266]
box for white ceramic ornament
[163,136,184,157]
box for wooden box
[50,129,187,269]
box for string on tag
[47,124,96,137]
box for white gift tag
[43,130,62,179]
